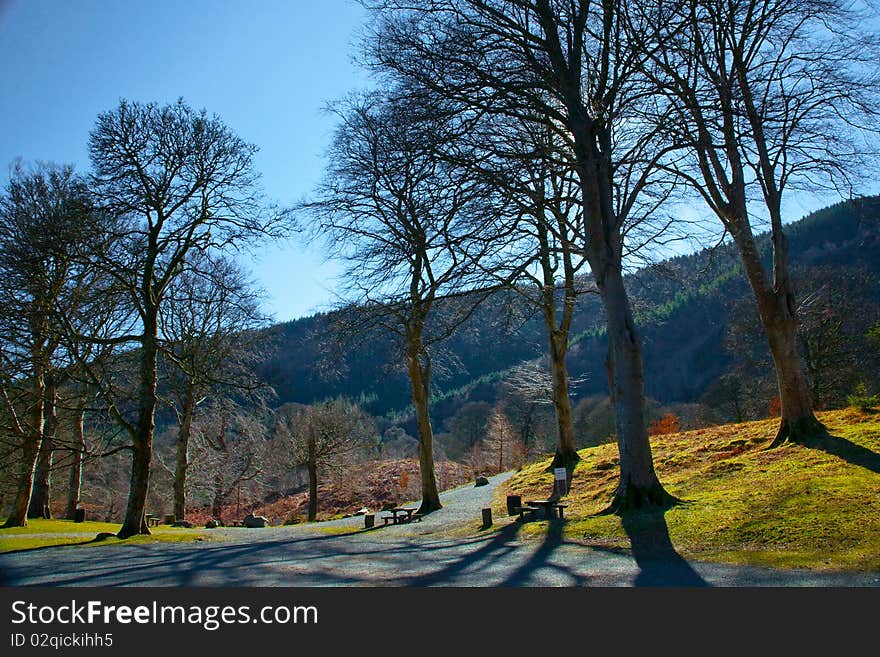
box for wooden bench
[516,502,568,521]
[527,500,568,520]
[513,505,543,522]
[381,507,422,525]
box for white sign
[553,468,567,481]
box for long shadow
[0,537,96,557]
[1,529,415,587]
[499,519,590,586]
[798,432,880,475]
[620,509,708,587]
[402,522,524,586]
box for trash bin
[506,495,522,516]
[74,508,86,523]
[364,514,375,529]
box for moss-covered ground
[496,408,880,571]
[0,519,211,553]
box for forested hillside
[260,196,880,424]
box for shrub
[847,383,880,411]
[648,412,681,436]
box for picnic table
[381,507,422,525]
[521,499,567,520]
[144,513,160,527]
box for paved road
[1,473,877,587]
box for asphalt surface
[1,472,878,587]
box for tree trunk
[172,383,196,522]
[535,211,580,471]
[65,404,85,520]
[118,316,158,539]
[307,427,318,521]
[211,475,224,521]
[406,340,441,514]
[498,424,504,472]
[765,314,826,445]
[597,264,678,513]
[3,373,45,528]
[548,330,579,471]
[574,131,674,512]
[729,224,825,446]
[28,380,58,519]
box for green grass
[496,408,880,571]
[0,518,213,554]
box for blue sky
[0,0,367,322]
[0,1,871,323]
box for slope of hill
[498,407,880,570]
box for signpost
[553,467,569,498]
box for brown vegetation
[184,458,471,526]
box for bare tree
[365,0,680,511]
[160,250,270,522]
[275,399,375,521]
[461,117,591,469]
[61,390,89,519]
[305,91,503,513]
[188,406,266,522]
[483,406,524,473]
[0,163,96,527]
[635,0,880,444]
[85,98,286,538]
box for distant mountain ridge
[258,196,880,422]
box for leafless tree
[0,163,97,527]
[458,117,592,469]
[160,250,272,522]
[275,399,375,521]
[59,390,89,519]
[84,98,287,538]
[305,91,504,513]
[483,405,525,473]
[633,0,880,444]
[364,0,681,511]
[187,406,267,522]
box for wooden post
[481,507,492,528]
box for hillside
[258,197,880,425]
[497,408,880,570]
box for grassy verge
[0,519,213,554]
[496,408,880,571]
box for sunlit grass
[0,518,213,553]
[496,408,880,570]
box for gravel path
[2,471,878,587]
[273,470,515,536]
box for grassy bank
[497,408,880,571]
[0,519,211,554]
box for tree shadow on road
[499,519,589,586]
[403,518,592,586]
[620,509,708,587]
[0,530,391,586]
[402,522,523,585]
